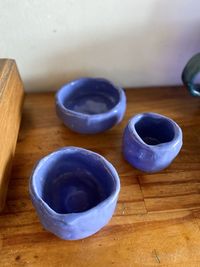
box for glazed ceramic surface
[55,78,126,134]
[182,53,200,97]
[29,147,120,240]
[123,113,183,173]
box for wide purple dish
[29,147,120,240]
[55,78,126,134]
[123,112,183,173]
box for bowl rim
[55,77,126,119]
[126,112,182,150]
[29,146,120,223]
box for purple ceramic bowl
[29,147,120,240]
[55,78,126,134]
[123,113,183,173]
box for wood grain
[0,86,200,266]
[0,59,24,212]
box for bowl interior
[34,151,116,214]
[60,79,120,115]
[135,116,175,145]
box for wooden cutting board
[0,59,24,212]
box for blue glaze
[29,147,120,240]
[55,78,126,134]
[123,113,183,173]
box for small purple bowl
[55,78,126,134]
[123,113,183,173]
[29,147,120,240]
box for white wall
[0,0,200,92]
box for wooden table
[0,87,200,267]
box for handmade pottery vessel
[182,53,200,97]
[29,147,120,240]
[123,113,183,173]
[55,78,126,134]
